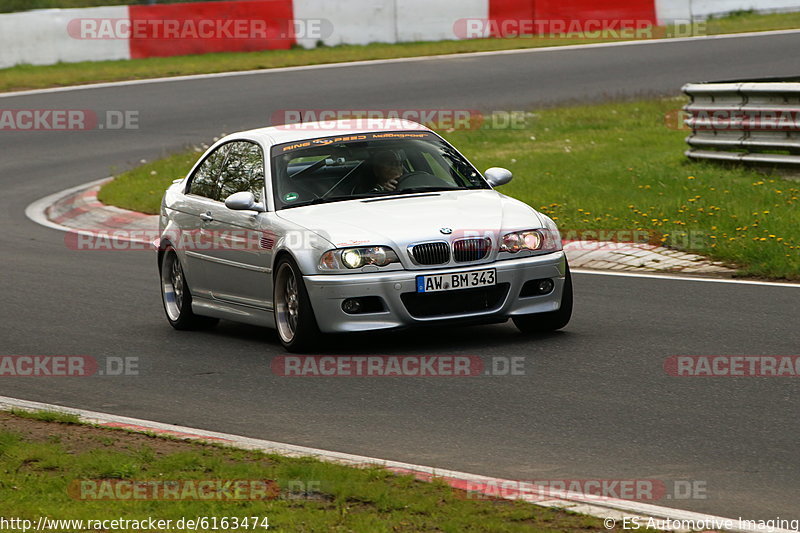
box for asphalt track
[2,32,800,520]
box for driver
[367,150,404,192]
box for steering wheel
[392,171,436,190]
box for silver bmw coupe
[158,119,571,351]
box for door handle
[200,212,214,222]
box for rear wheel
[274,257,320,352]
[513,263,573,334]
[160,247,219,330]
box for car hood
[275,189,543,247]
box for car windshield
[270,131,489,209]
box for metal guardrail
[682,82,800,165]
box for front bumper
[303,251,568,333]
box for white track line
[24,176,111,234]
[572,269,800,288]
[3,28,800,99]
[24,176,155,246]
[0,394,789,533]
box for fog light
[342,298,362,314]
[536,279,555,294]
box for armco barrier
[683,82,800,166]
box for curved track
[2,32,800,519]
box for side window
[188,145,229,200]
[218,141,265,202]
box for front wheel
[160,247,219,330]
[513,263,573,334]
[274,257,320,352]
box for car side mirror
[484,167,513,187]
[225,191,265,212]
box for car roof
[224,118,434,146]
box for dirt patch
[0,412,257,461]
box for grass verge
[98,149,208,215]
[99,97,800,280]
[8,409,81,424]
[3,10,800,93]
[0,410,604,532]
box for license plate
[416,269,496,293]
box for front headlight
[320,246,400,270]
[500,230,542,253]
[500,226,562,254]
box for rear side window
[188,144,229,200]
[217,141,265,202]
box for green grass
[703,9,800,34]
[9,409,81,425]
[98,148,208,215]
[99,97,800,280]
[0,411,605,532]
[2,10,800,93]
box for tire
[513,262,573,334]
[273,256,320,353]
[160,247,219,331]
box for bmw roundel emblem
[440,227,453,235]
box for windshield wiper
[392,186,465,194]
